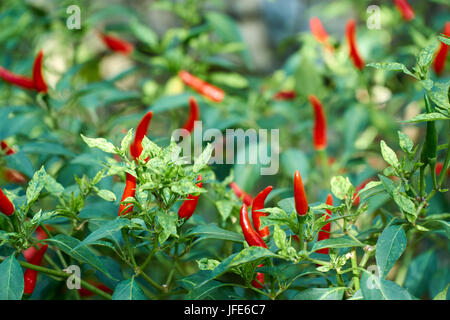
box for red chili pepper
[435,162,450,177]
[1,141,27,183]
[316,194,333,255]
[293,170,308,216]
[178,175,203,220]
[308,95,327,151]
[24,244,48,295]
[229,182,253,206]
[130,111,153,161]
[251,266,265,289]
[393,0,415,21]
[1,140,16,155]
[251,186,273,239]
[345,19,365,70]
[182,97,200,134]
[0,66,35,90]
[0,187,14,216]
[78,282,113,298]
[273,90,297,101]
[352,178,373,207]
[23,226,48,262]
[32,50,48,93]
[100,33,134,55]
[240,204,267,289]
[118,173,137,216]
[2,168,27,184]
[178,70,225,102]
[240,204,267,248]
[310,17,334,52]
[433,22,450,76]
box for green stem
[139,235,158,272]
[139,272,165,292]
[122,229,136,268]
[336,273,345,287]
[419,166,425,197]
[350,248,360,291]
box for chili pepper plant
[0,0,449,300]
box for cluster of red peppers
[0,50,47,93]
[118,100,203,219]
[239,185,272,288]
[119,111,153,216]
[0,188,48,296]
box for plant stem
[139,235,158,272]
[350,248,360,291]
[419,166,425,197]
[336,273,345,287]
[139,272,165,292]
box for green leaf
[215,200,233,222]
[433,284,449,300]
[293,287,346,300]
[280,149,310,180]
[402,112,449,123]
[81,134,116,154]
[398,131,413,153]
[130,19,158,49]
[205,11,251,67]
[417,42,438,70]
[112,278,147,300]
[196,246,282,290]
[429,90,450,113]
[76,218,133,248]
[380,140,399,168]
[273,225,287,252]
[193,143,213,173]
[46,234,114,279]
[438,35,450,46]
[0,256,24,300]
[360,270,412,300]
[120,129,133,154]
[150,93,192,114]
[404,250,438,297]
[43,173,64,196]
[97,189,117,202]
[4,151,34,178]
[187,224,244,243]
[157,210,178,244]
[366,62,416,78]
[330,176,354,200]
[375,225,407,279]
[311,236,365,252]
[26,166,46,204]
